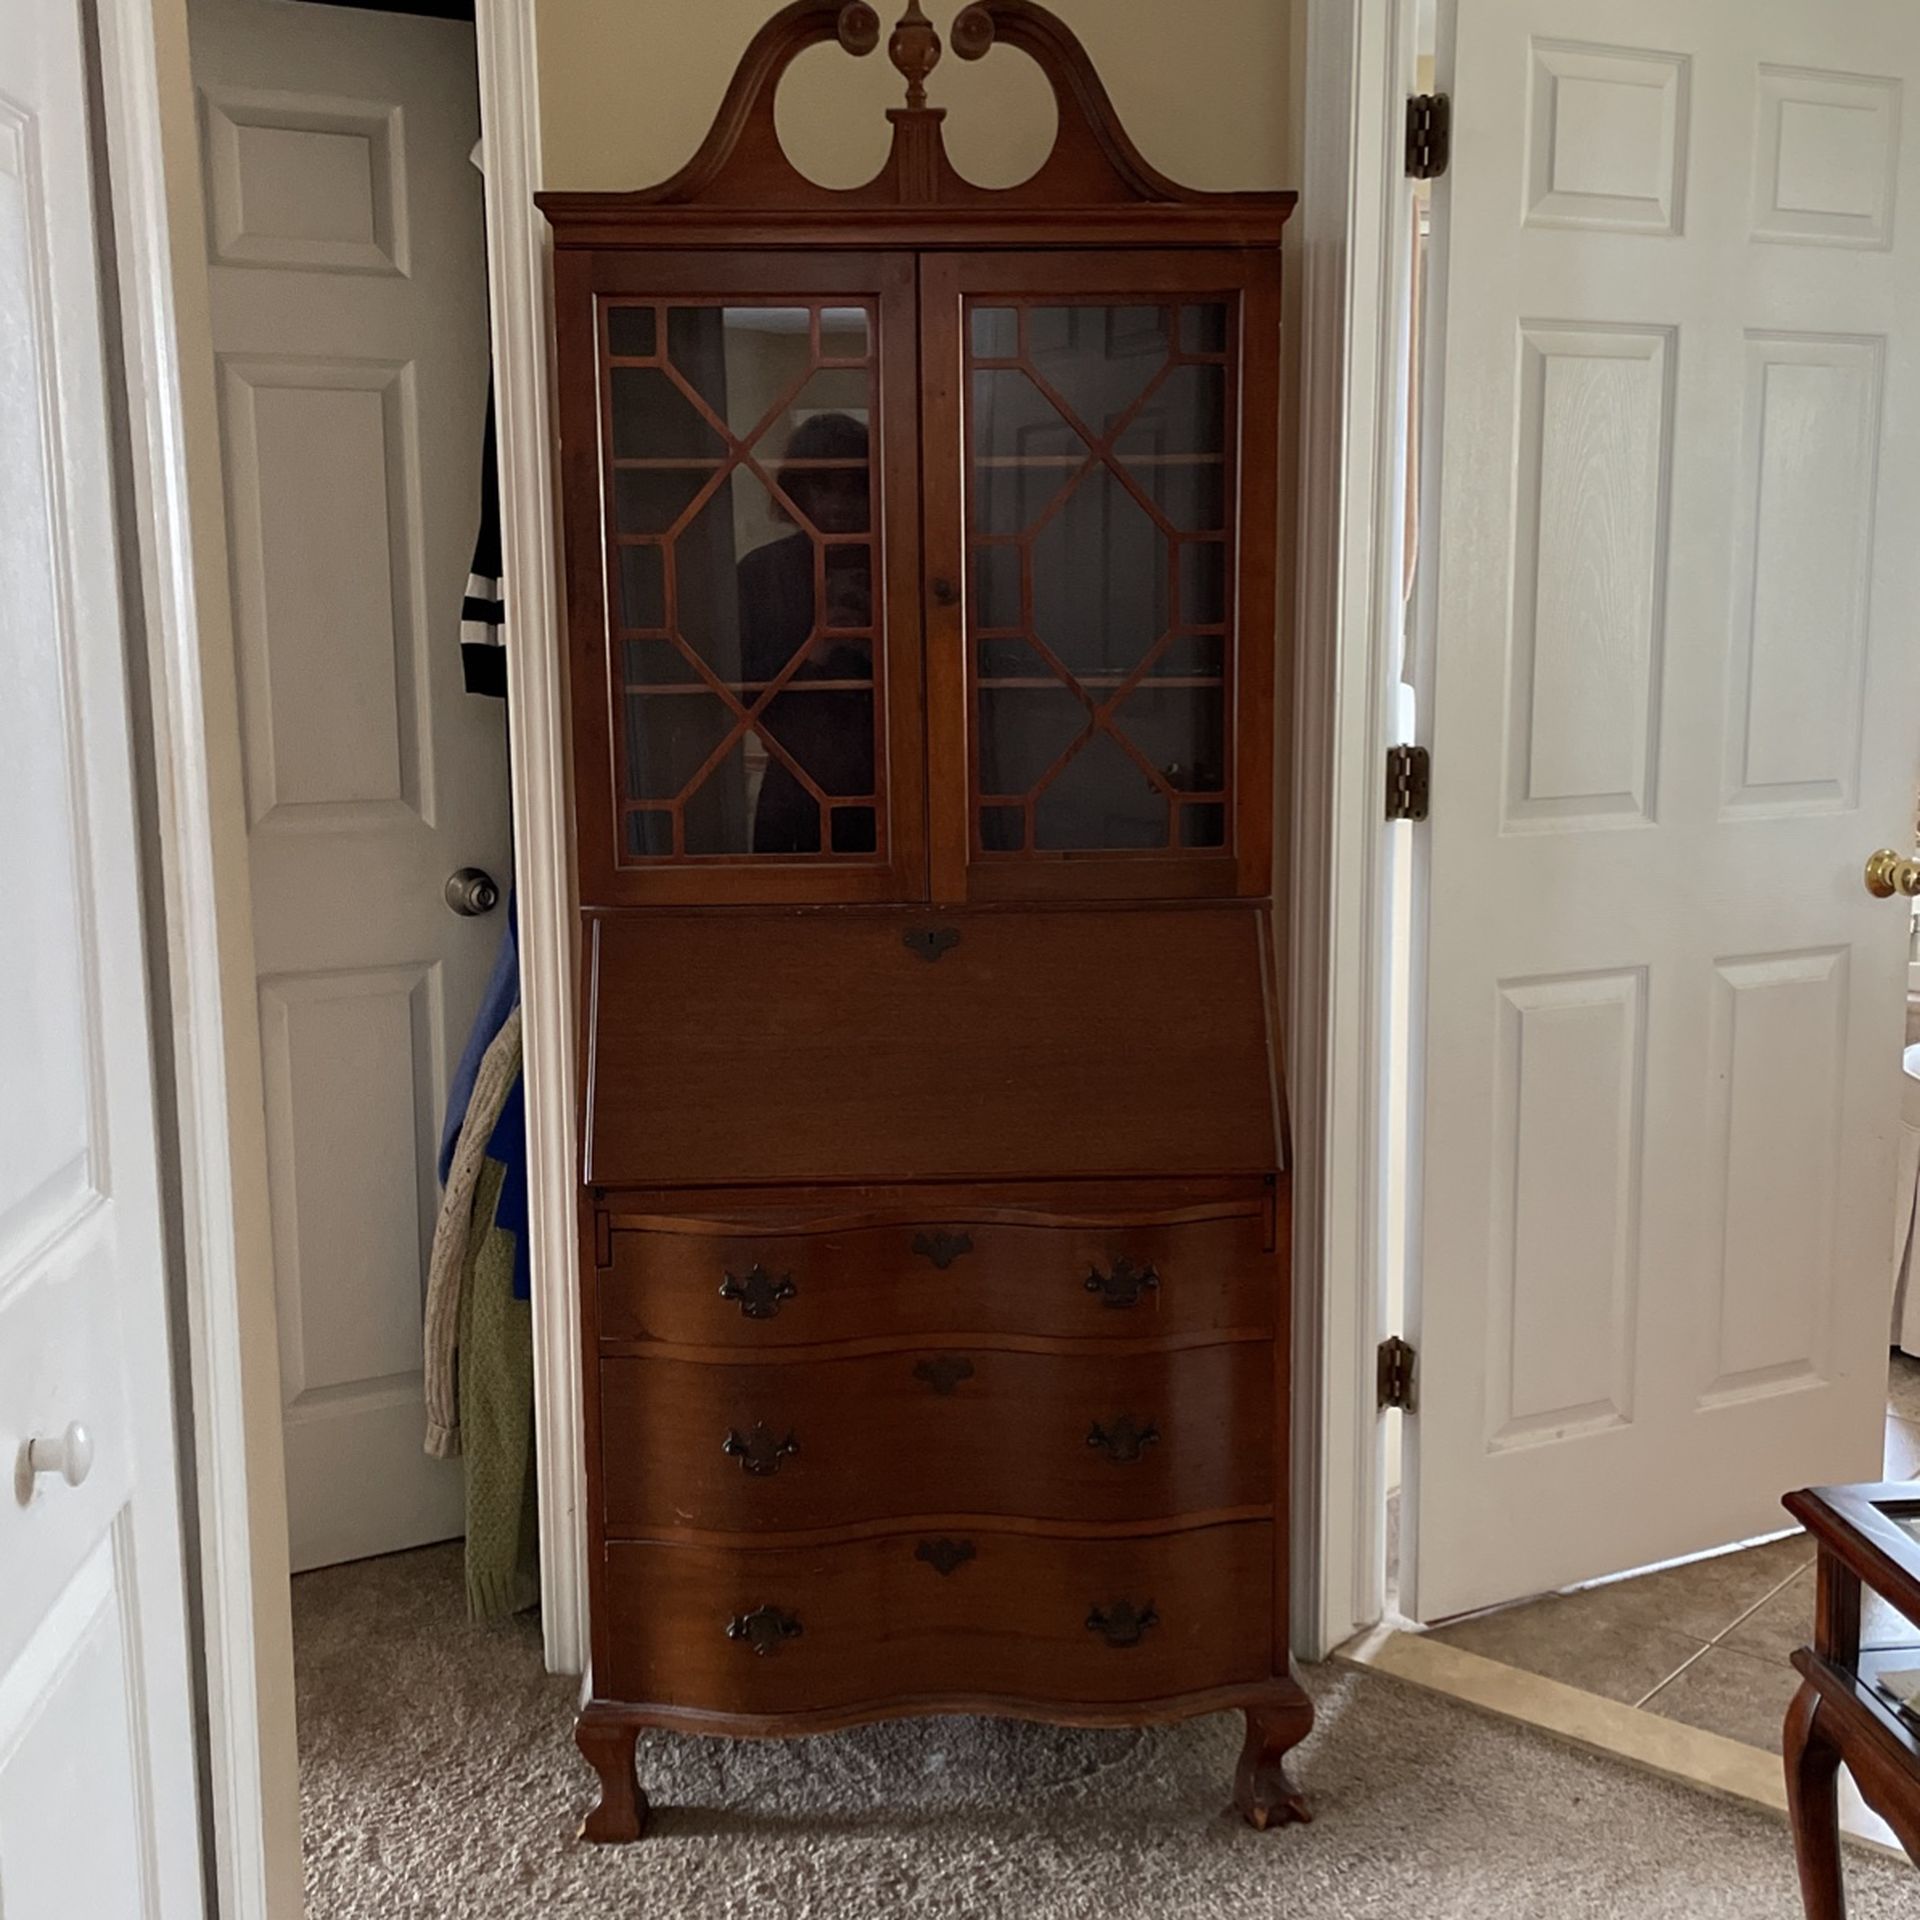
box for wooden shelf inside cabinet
[544,0,1303,1848]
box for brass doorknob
[1864,849,1920,899]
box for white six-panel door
[0,2,205,1912]
[1406,0,1920,1619]
[189,0,508,1570]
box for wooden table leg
[1783,1681,1846,1919]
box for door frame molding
[89,0,305,1912]
[472,0,590,1681]
[1289,0,1417,1658]
[90,1,584,1915]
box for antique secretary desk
[540,0,1306,1839]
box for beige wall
[536,0,1301,193]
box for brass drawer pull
[726,1605,802,1656]
[1087,1415,1159,1463]
[718,1264,796,1320]
[721,1424,798,1476]
[1086,1601,1158,1648]
[1085,1257,1159,1308]
[913,1354,974,1395]
[915,1538,976,1576]
[912,1229,973,1270]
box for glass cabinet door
[920,252,1281,903]
[556,252,924,905]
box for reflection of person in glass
[738,410,875,854]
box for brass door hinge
[1406,93,1451,179]
[1386,744,1430,821]
[1377,1335,1418,1412]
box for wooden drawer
[599,1340,1271,1536]
[599,1522,1274,1714]
[597,1199,1276,1349]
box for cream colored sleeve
[422,1005,524,1459]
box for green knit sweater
[458,1157,539,1623]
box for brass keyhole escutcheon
[1085,1257,1159,1308]
[1087,1414,1159,1463]
[726,1605,802,1656]
[718,1265,797,1320]
[722,1424,799,1476]
[915,1538,976,1576]
[912,1230,973,1270]
[1086,1600,1158,1648]
[913,1354,974,1396]
[902,926,961,963]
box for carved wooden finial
[888,1,942,111]
[837,2,881,56]
[950,4,996,61]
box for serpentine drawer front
[598,1523,1276,1717]
[598,1341,1273,1536]
[595,1188,1278,1350]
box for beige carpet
[294,1543,1913,1918]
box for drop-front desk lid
[583,905,1282,1189]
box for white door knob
[27,1422,94,1488]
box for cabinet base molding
[573,1682,1316,1844]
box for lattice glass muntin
[602,299,883,862]
[963,298,1235,858]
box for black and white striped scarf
[461,389,506,698]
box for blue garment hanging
[439,888,520,1185]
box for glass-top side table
[1782,1482,1920,1917]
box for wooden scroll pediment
[538,1,1294,245]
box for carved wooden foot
[1234,1691,1313,1831]
[1782,1682,1845,1920]
[576,1708,650,1843]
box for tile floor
[1423,1353,1920,1758]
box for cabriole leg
[1783,1683,1845,1920]
[1234,1685,1314,1830]
[576,1707,650,1843]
